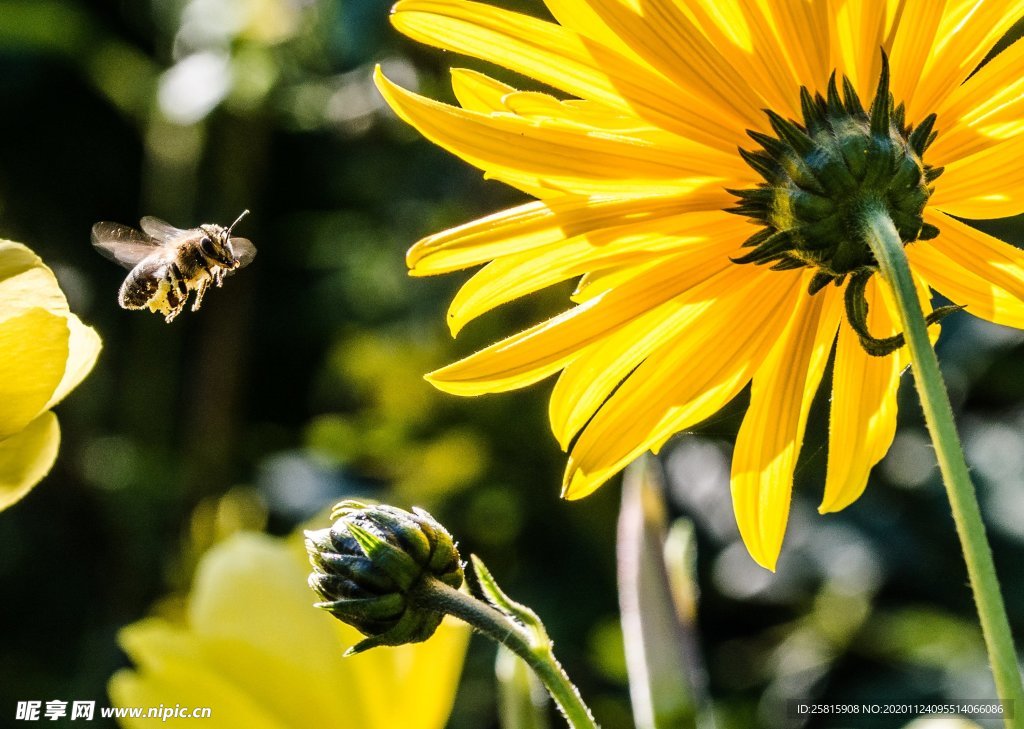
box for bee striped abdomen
[119,261,167,309]
[119,260,188,321]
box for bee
[92,210,256,323]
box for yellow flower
[375,0,1024,568]
[109,531,470,728]
[0,240,100,511]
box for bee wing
[230,237,257,269]
[140,216,189,243]
[92,222,161,270]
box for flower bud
[306,501,464,654]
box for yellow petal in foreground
[110,532,470,729]
[732,283,841,570]
[0,241,69,320]
[0,240,101,511]
[45,314,102,411]
[111,622,290,729]
[0,412,60,511]
[0,308,68,439]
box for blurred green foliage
[0,1,1023,728]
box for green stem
[863,204,1024,727]
[414,578,599,729]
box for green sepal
[471,555,544,636]
[868,52,892,136]
[316,593,406,622]
[367,508,433,565]
[807,271,835,295]
[765,109,815,155]
[840,75,864,117]
[909,113,938,156]
[844,269,963,356]
[315,552,397,593]
[343,603,445,656]
[347,521,422,591]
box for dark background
[1,1,1023,727]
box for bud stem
[413,577,599,729]
[861,204,1024,726]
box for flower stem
[414,578,599,729]
[862,204,1024,725]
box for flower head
[377,0,1024,569]
[0,240,100,510]
[307,501,464,653]
[110,531,469,729]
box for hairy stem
[414,578,599,729]
[863,204,1024,726]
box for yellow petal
[822,271,938,512]
[763,0,832,94]
[0,240,69,324]
[0,239,42,281]
[930,37,1024,165]
[887,0,945,113]
[0,412,60,511]
[388,0,744,150]
[547,233,756,447]
[908,241,1024,330]
[44,314,101,411]
[111,621,295,729]
[427,241,738,395]
[921,210,1024,313]
[562,266,802,499]
[823,361,898,514]
[188,534,355,686]
[577,0,766,129]
[731,281,841,570]
[407,190,729,276]
[0,308,69,438]
[446,210,751,334]
[912,0,1024,123]
[542,0,648,62]
[355,617,470,729]
[930,134,1024,219]
[570,253,676,302]
[377,70,731,195]
[828,0,890,101]
[449,67,516,112]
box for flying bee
[92,210,256,323]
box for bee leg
[213,268,225,287]
[164,296,186,323]
[191,279,210,312]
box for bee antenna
[227,209,250,234]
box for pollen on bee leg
[191,280,210,312]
